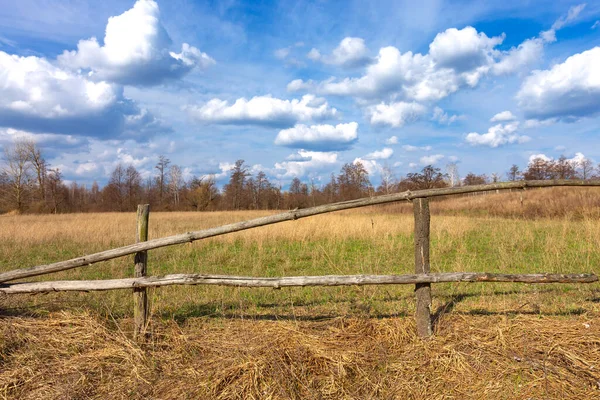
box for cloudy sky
[1,0,599,187]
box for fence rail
[0,273,596,294]
[1,180,599,339]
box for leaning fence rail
[1,179,599,339]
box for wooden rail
[1,180,599,284]
[1,180,599,339]
[0,273,596,294]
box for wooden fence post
[134,204,149,339]
[413,197,433,338]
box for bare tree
[445,162,461,187]
[46,168,65,213]
[579,158,594,180]
[168,164,183,207]
[507,164,521,181]
[2,140,34,212]
[155,155,170,205]
[378,164,396,194]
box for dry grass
[0,311,599,399]
[1,188,600,398]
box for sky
[1,0,599,188]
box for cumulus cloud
[490,111,516,122]
[308,37,370,67]
[368,101,426,127]
[419,154,444,165]
[290,6,583,103]
[274,122,358,151]
[429,27,503,72]
[187,94,338,126]
[517,47,600,120]
[274,150,338,178]
[353,157,381,175]
[364,147,393,160]
[431,106,465,124]
[402,145,432,152]
[385,136,399,145]
[58,0,214,86]
[0,51,168,139]
[0,127,89,155]
[465,122,530,147]
[290,27,505,102]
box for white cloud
[364,147,393,160]
[409,162,418,168]
[274,150,338,178]
[492,37,544,75]
[58,0,214,86]
[402,145,432,152]
[274,122,358,151]
[353,157,381,175]
[0,51,167,139]
[385,136,399,145]
[523,118,557,129]
[517,47,600,120]
[275,47,290,60]
[419,154,444,165]
[429,26,503,72]
[465,122,530,148]
[309,37,370,67]
[490,111,516,122]
[187,94,338,126]
[528,153,551,163]
[431,106,465,124]
[368,101,426,127]
[291,27,506,102]
[593,21,600,29]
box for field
[1,188,599,399]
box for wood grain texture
[1,273,596,294]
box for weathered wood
[0,272,596,294]
[1,180,600,283]
[133,204,149,339]
[414,197,433,338]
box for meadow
[1,188,599,399]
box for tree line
[1,140,599,214]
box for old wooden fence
[1,180,599,339]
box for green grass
[1,213,598,322]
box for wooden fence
[1,180,599,339]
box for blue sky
[1,0,599,187]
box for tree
[2,140,34,212]
[578,158,594,180]
[168,164,183,207]
[22,139,47,205]
[125,165,142,210]
[378,164,395,194]
[338,162,371,200]
[46,168,65,213]
[106,163,126,211]
[405,165,447,190]
[446,162,460,187]
[552,155,576,180]
[223,160,249,210]
[523,157,550,180]
[155,155,170,206]
[507,164,521,181]
[187,175,218,211]
[463,172,487,186]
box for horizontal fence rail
[1,179,599,283]
[0,273,597,294]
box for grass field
[1,189,600,398]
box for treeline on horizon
[1,139,599,214]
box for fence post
[413,197,433,338]
[134,204,150,339]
